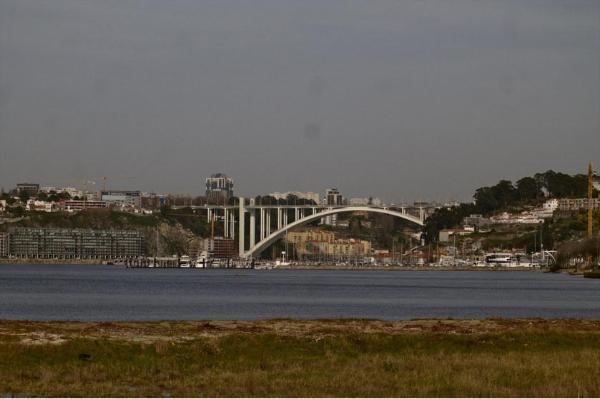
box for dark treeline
[424,170,594,243]
[254,194,317,206]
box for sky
[0,0,598,202]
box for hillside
[0,208,211,257]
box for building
[326,188,343,206]
[287,230,336,245]
[200,237,236,259]
[64,200,108,212]
[15,183,39,196]
[558,198,600,211]
[25,200,59,212]
[462,214,491,228]
[8,228,145,259]
[100,190,142,208]
[140,193,168,209]
[286,229,371,260]
[532,199,559,218]
[269,191,320,204]
[206,173,234,204]
[0,232,8,257]
[490,211,543,225]
[439,228,474,243]
[0,200,6,213]
[317,239,371,259]
[324,188,343,225]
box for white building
[490,211,543,225]
[532,198,559,218]
[25,200,59,212]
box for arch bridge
[178,198,425,259]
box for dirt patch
[2,319,600,344]
[19,332,67,346]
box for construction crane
[587,161,597,268]
[589,161,594,241]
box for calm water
[1,264,600,321]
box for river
[1,264,599,321]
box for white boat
[274,260,290,267]
[484,253,533,267]
[274,250,291,267]
[179,255,191,268]
[195,251,209,268]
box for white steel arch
[244,206,423,258]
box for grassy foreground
[2,319,600,397]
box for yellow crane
[589,161,594,241]
[588,161,596,268]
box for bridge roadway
[172,199,425,258]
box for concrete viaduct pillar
[249,208,255,250]
[238,198,244,257]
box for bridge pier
[266,210,271,236]
[238,197,244,257]
[277,208,282,230]
[249,208,255,249]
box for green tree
[516,177,541,202]
[18,191,30,203]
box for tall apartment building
[326,188,343,206]
[199,237,236,259]
[0,232,9,258]
[15,183,39,196]
[206,173,234,204]
[8,228,145,259]
[324,188,343,225]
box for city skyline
[1,0,598,202]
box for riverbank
[1,319,600,397]
[276,264,541,271]
[0,258,103,265]
[0,258,542,271]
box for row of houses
[285,229,372,260]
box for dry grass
[1,319,600,397]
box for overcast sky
[0,0,598,202]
